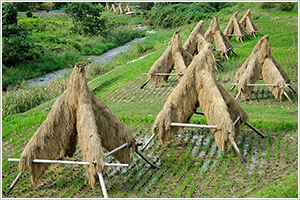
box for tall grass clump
[2,78,68,115]
[147,2,235,28]
[3,50,85,90]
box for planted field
[2,3,298,198]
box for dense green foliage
[261,2,297,12]
[2,3,18,25]
[147,2,235,28]
[2,4,147,90]
[2,3,38,67]
[65,3,106,35]
[2,2,298,198]
[25,10,33,17]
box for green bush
[2,5,39,67]
[147,2,234,28]
[65,3,106,36]
[2,3,18,25]
[2,33,39,66]
[12,2,29,12]
[261,2,276,9]
[3,50,86,90]
[25,10,33,17]
[278,2,295,11]
[18,18,47,32]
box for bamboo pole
[244,122,265,138]
[235,91,241,100]
[141,130,158,152]
[105,143,128,157]
[229,135,246,163]
[170,122,217,129]
[288,85,297,94]
[140,78,150,89]
[135,150,157,169]
[230,85,236,91]
[231,83,290,87]
[213,47,222,52]
[195,111,205,115]
[225,52,229,60]
[141,73,183,76]
[216,60,224,68]
[7,158,129,167]
[6,171,24,195]
[230,49,237,56]
[215,65,220,73]
[98,172,109,198]
[283,91,293,104]
[233,116,241,126]
[227,47,232,51]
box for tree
[12,2,29,12]
[40,2,54,12]
[2,3,17,25]
[54,2,68,10]
[65,3,106,36]
[2,3,38,67]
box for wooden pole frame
[170,122,218,129]
[231,83,290,87]
[141,130,158,152]
[140,78,150,89]
[6,171,24,195]
[7,158,129,167]
[6,141,158,197]
[98,172,109,198]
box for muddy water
[26,37,146,88]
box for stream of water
[26,37,146,87]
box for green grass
[2,2,298,198]
[3,12,147,90]
[249,172,298,198]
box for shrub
[2,3,18,25]
[12,2,29,12]
[18,18,47,32]
[261,2,276,9]
[278,2,295,11]
[2,33,39,66]
[2,4,39,67]
[40,2,54,12]
[147,2,234,28]
[26,10,33,17]
[65,3,106,36]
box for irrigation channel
[25,37,146,87]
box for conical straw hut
[105,3,110,11]
[19,62,136,188]
[224,12,247,42]
[125,5,131,13]
[239,9,259,36]
[233,34,290,100]
[183,20,205,55]
[110,4,116,12]
[115,3,125,14]
[147,30,192,85]
[204,15,233,59]
[171,30,193,81]
[182,20,218,67]
[153,45,248,150]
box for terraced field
[2,4,298,198]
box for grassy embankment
[2,2,298,198]
[3,11,146,90]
